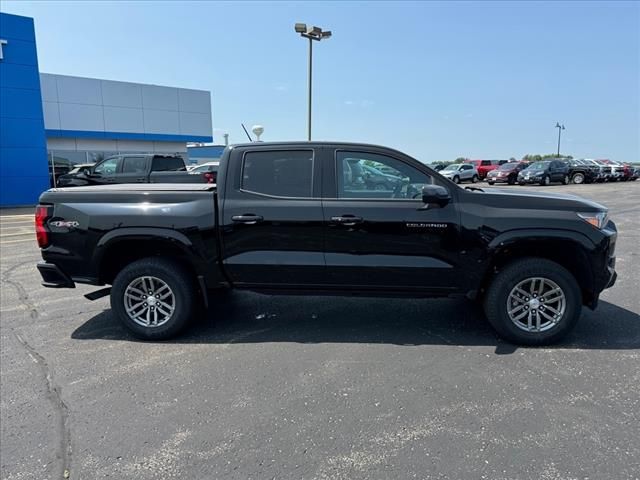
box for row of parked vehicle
[434,158,640,186]
[52,154,217,188]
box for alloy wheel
[123,276,176,327]
[506,277,566,332]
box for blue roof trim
[45,129,213,143]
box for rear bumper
[37,262,76,288]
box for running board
[84,287,111,301]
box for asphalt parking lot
[1,181,639,480]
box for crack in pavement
[1,261,39,319]
[13,332,72,479]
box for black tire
[562,175,569,185]
[571,172,587,185]
[472,175,479,183]
[483,258,582,345]
[488,181,495,185]
[111,257,198,340]
[519,181,525,186]
[453,176,460,184]
[540,176,550,186]
[507,176,516,185]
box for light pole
[295,23,331,141]
[555,122,565,156]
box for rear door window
[241,150,314,198]
[151,156,185,172]
[121,156,148,174]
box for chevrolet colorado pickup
[35,142,618,345]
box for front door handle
[231,214,264,225]
[331,215,364,226]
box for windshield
[443,164,461,171]
[528,161,550,170]
[498,163,516,171]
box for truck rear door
[219,147,326,288]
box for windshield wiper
[465,186,484,192]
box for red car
[465,159,509,180]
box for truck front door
[220,148,326,288]
[321,149,461,293]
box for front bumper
[518,176,542,184]
[37,262,76,288]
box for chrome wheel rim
[124,276,175,328]
[573,173,584,184]
[507,277,566,333]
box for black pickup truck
[35,142,617,345]
[54,154,213,187]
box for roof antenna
[241,123,253,142]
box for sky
[2,0,639,162]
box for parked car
[518,160,570,186]
[564,159,598,185]
[188,161,219,184]
[581,159,608,182]
[361,164,402,190]
[624,164,639,181]
[465,159,508,180]
[35,141,617,346]
[486,161,530,185]
[58,154,209,187]
[598,160,625,181]
[439,163,479,183]
[55,163,96,187]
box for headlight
[577,211,609,229]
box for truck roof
[229,141,402,150]
[50,184,216,193]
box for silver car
[439,163,479,184]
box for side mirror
[421,184,451,208]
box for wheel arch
[94,228,203,286]
[482,231,597,306]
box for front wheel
[111,257,198,340]
[540,176,550,186]
[453,176,460,184]
[488,181,495,185]
[483,258,582,345]
[562,175,570,185]
[472,175,479,183]
[572,172,585,184]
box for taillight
[204,172,216,184]
[35,205,52,248]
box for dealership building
[0,12,214,206]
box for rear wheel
[111,257,198,340]
[572,172,585,184]
[483,258,581,345]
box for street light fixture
[295,23,332,141]
[555,122,565,156]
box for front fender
[488,228,596,252]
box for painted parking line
[0,238,36,245]
[0,214,34,219]
[0,231,34,238]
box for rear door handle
[331,215,364,226]
[231,214,263,225]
